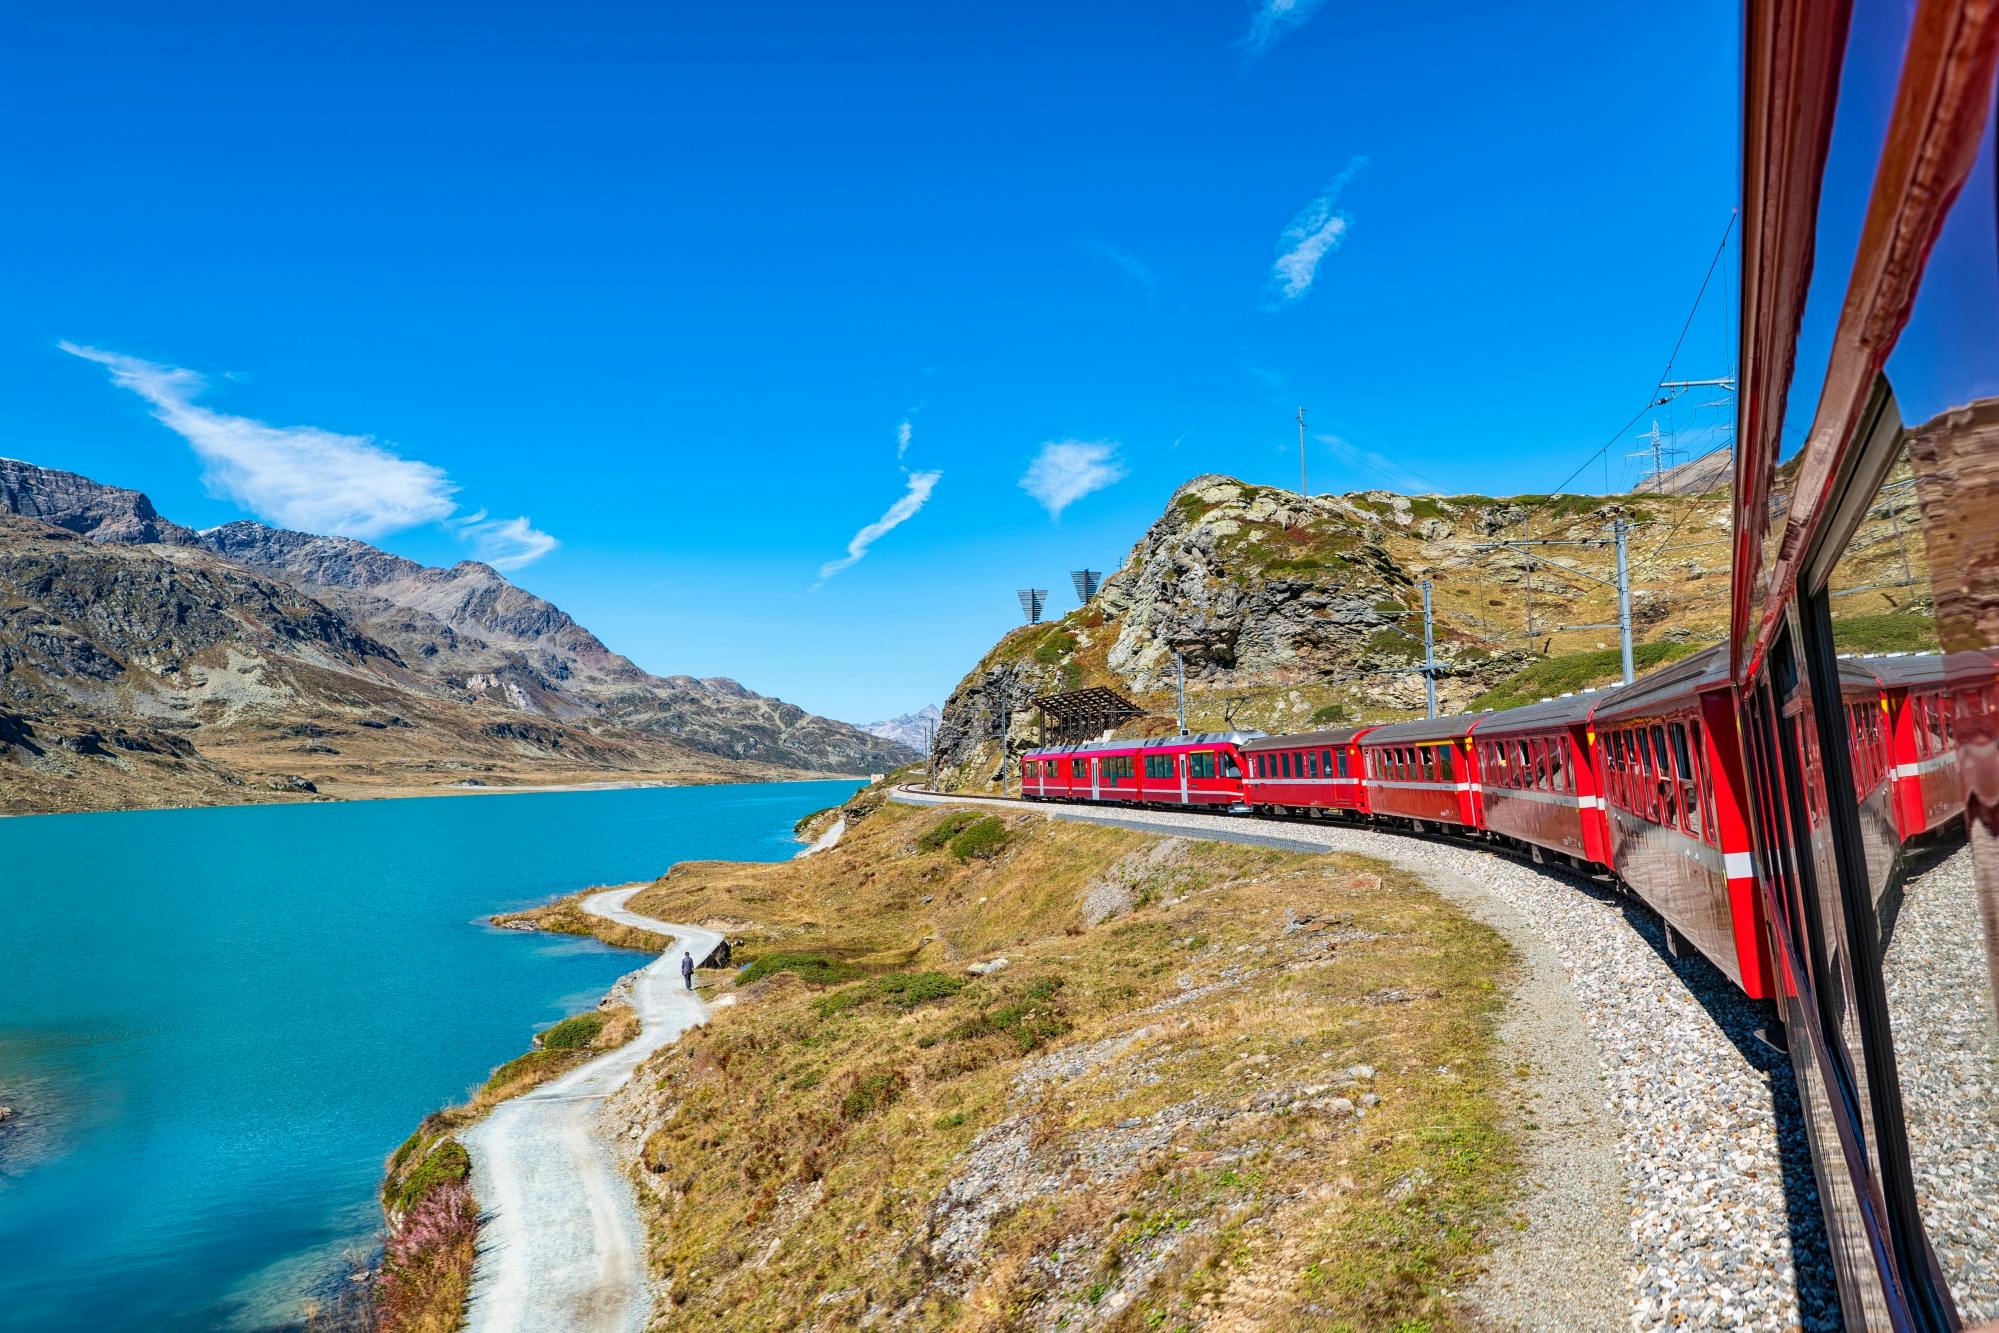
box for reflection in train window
[1823,402,1997,1321]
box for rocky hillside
[933,474,1736,790]
[0,458,915,812]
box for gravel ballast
[895,789,1842,1331]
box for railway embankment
[897,789,1843,1331]
[569,789,1535,1329]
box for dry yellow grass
[609,799,1518,1330]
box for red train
[1021,644,1972,1007]
[1020,2,1999,1320]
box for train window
[1671,724,1698,835]
[1146,754,1174,780]
[1813,369,1998,1317]
[1189,751,1215,780]
[1071,758,1086,779]
[1322,748,1335,777]
[1439,746,1455,781]
[1416,748,1432,782]
[1306,750,1318,778]
[1335,749,1347,778]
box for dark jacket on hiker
[680,952,695,987]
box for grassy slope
[612,798,1517,1330]
[1469,641,1704,712]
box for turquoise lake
[0,779,857,1331]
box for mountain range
[0,457,916,813]
[865,705,940,754]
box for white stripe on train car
[1482,787,1586,809]
[1891,752,1958,779]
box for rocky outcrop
[930,474,1695,789]
[0,457,200,546]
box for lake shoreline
[0,770,873,820]
[0,779,860,1331]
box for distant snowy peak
[866,704,941,753]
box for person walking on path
[680,950,695,992]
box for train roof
[1241,725,1373,751]
[1475,685,1626,734]
[1023,731,1262,756]
[1843,651,1947,688]
[1588,643,1730,724]
[1362,711,1494,744]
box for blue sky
[0,1,1739,724]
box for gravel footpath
[894,789,1841,1331]
[462,890,719,1333]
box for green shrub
[949,976,1070,1052]
[1471,640,1706,711]
[873,970,965,1009]
[1308,703,1350,726]
[734,951,869,987]
[1831,611,1940,654]
[1032,631,1079,665]
[813,969,964,1017]
[840,1068,908,1121]
[540,1012,606,1050]
[384,1138,470,1216]
[917,810,982,851]
[948,817,1009,862]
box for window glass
[1335,748,1348,778]
[1440,746,1456,781]
[1821,365,1997,1316]
[1306,751,1319,779]
[1221,752,1241,779]
[1072,758,1086,779]
[1189,751,1215,780]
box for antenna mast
[1297,405,1308,498]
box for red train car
[1863,652,1969,840]
[1019,733,1254,808]
[1357,714,1486,832]
[1472,690,1618,868]
[1588,647,1774,1000]
[1240,726,1375,817]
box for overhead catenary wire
[1497,211,1739,537]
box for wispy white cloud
[61,341,561,569]
[1267,157,1366,306]
[897,418,914,460]
[455,510,560,571]
[1240,0,1330,55]
[1020,440,1127,519]
[1318,432,1441,494]
[60,341,457,539]
[1087,241,1158,296]
[817,470,943,583]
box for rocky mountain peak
[0,457,200,547]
